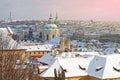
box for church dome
[44,24,58,30]
[54,19,60,24]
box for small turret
[54,12,59,24]
[48,12,54,24]
[55,12,58,20]
[54,12,60,28]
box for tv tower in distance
[7,12,12,22]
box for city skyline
[1,0,120,21]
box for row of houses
[37,52,120,80]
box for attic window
[113,67,120,72]
[79,65,86,70]
[60,66,67,72]
[95,66,103,71]
[63,69,67,72]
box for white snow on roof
[58,57,93,77]
[0,28,18,49]
[44,37,63,46]
[76,52,100,56]
[88,54,120,79]
[20,44,52,51]
[103,47,115,55]
[40,57,94,77]
[0,28,9,36]
[72,40,87,47]
[37,52,100,65]
[39,52,120,79]
[37,53,55,65]
[40,59,61,77]
[7,27,13,34]
[0,27,13,36]
[87,56,106,79]
[117,49,120,52]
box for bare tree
[0,30,40,80]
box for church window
[39,32,42,38]
[47,35,49,40]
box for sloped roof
[44,37,63,46]
[87,54,120,79]
[40,56,94,77]
[38,52,120,79]
[58,57,92,77]
[20,44,52,51]
[40,59,61,77]
[7,27,13,34]
[103,47,115,54]
[0,27,18,49]
[37,53,55,65]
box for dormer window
[63,69,67,72]
[113,67,120,72]
[95,66,103,71]
[60,66,67,72]
[79,65,86,70]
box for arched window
[39,32,42,38]
[53,35,55,38]
[47,35,49,40]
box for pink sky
[1,0,120,21]
[54,0,120,21]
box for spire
[49,12,53,19]
[8,12,12,22]
[48,12,54,24]
[55,12,58,20]
[54,12,59,25]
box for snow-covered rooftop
[44,37,63,46]
[20,44,52,51]
[0,27,18,49]
[103,47,116,55]
[37,53,55,65]
[88,54,120,79]
[38,53,120,79]
[40,56,94,77]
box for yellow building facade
[25,50,50,58]
[39,76,120,80]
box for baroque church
[41,13,77,53]
[42,13,60,41]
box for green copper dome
[54,19,60,24]
[44,24,58,30]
